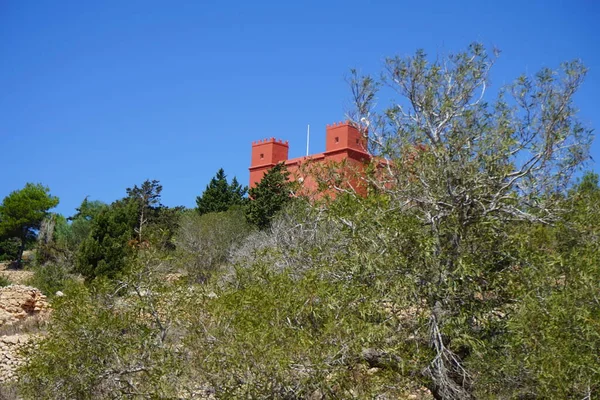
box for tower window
[335,137,339,143]
[260,153,264,159]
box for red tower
[249,121,371,197]
[325,121,368,158]
[249,138,289,187]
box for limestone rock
[0,284,50,326]
[0,333,37,383]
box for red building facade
[249,121,371,197]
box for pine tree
[0,183,59,267]
[196,169,247,215]
[75,198,138,280]
[75,179,180,280]
[246,163,292,229]
[126,180,163,243]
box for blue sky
[1,0,598,216]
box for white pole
[306,124,310,156]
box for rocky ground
[0,284,50,384]
[0,252,35,285]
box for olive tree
[348,43,591,399]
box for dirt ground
[0,251,35,285]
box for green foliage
[35,199,106,268]
[472,173,600,399]
[36,213,67,265]
[175,207,252,282]
[0,237,20,261]
[348,43,591,398]
[0,183,59,266]
[75,180,180,281]
[69,198,106,245]
[187,195,429,398]
[188,262,418,398]
[19,251,190,399]
[196,168,247,215]
[27,263,74,297]
[75,199,138,281]
[0,274,10,287]
[47,213,70,247]
[126,179,182,250]
[246,163,293,229]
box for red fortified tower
[323,121,369,162]
[249,138,289,188]
[249,121,371,197]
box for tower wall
[249,138,289,188]
[249,122,372,197]
[324,121,367,154]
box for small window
[260,153,264,159]
[335,137,339,143]
[356,139,359,144]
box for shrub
[18,252,190,399]
[175,207,253,282]
[27,263,73,297]
[0,274,10,287]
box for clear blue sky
[1,0,598,216]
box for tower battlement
[252,138,289,146]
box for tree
[0,237,21,261]
[36,212,66,265]
[75,198,138,280]
[196,169,247,215]
[126,179,163,243]
[0,183,59,267]
[37,198,106,267]
[466,172,600,398]
[348,43,591,398]
[127,180,183,250]
[246,163,293,229]
[75,180,181,281]
[68,198,106,246]
[35,198,107,267]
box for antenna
[306,124,310,156]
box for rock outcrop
[0,285,50,383]
[0,285,49,326]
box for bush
[18,252,191,399]
[231,199,347,276]
[75,199,138,281]
[0,274,10,287]
[27,263,73,297]
[175,207,253,283]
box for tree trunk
[15,238,25,269]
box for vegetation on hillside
[196,168,248,215]
[0,183,59,268]
[0,44,597,399]
[246,162,294,229]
